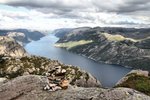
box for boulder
[0,75,150,100]
[0,75,48,100]
[0,78,7,85]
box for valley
[55,27,150,71]
[0,28,150,99]
[0,0,150,99]
[25,34,131,87]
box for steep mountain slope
[135,38,150,49]
[55,27,150,70]
[0,29,45,45]
[0,36,28,57]
[53,28,73,38]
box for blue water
[25,34,131,87]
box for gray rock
[0,36,28,58]
[0,75,149,100]
[0,78,7,85]
[7,32,26,46]
[74,71,101,87]
[116,70,149,86]
[0,75,48,100]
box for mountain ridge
[0,29,45,46]
[0,30,150,99]
[55,27,150,71]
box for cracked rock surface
[0,75,150,100]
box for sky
[0,0,150,30]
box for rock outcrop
[0,75,150,100]
[116,70,149,85]
[116,70,150,96]
[6,32,26,46]
[0,56,101,87]
[0,36,28,57]
[0,75,48,100]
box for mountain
[55,27,150,40]
[135,38,150,49]
[0,36,28,58]
[0,29,45,45]
[55,27,150,71]
[0,35,150,99]
[53,28,73,38]
[0,35,100,87]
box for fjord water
[25,34,131,87]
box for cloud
[116,0,150,14]
[0,0,90,13]
[1,0,150,19]
[0,0,150,30]
[2,0,150,14]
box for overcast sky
[0,0,150,30]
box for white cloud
[0,0,150,30]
